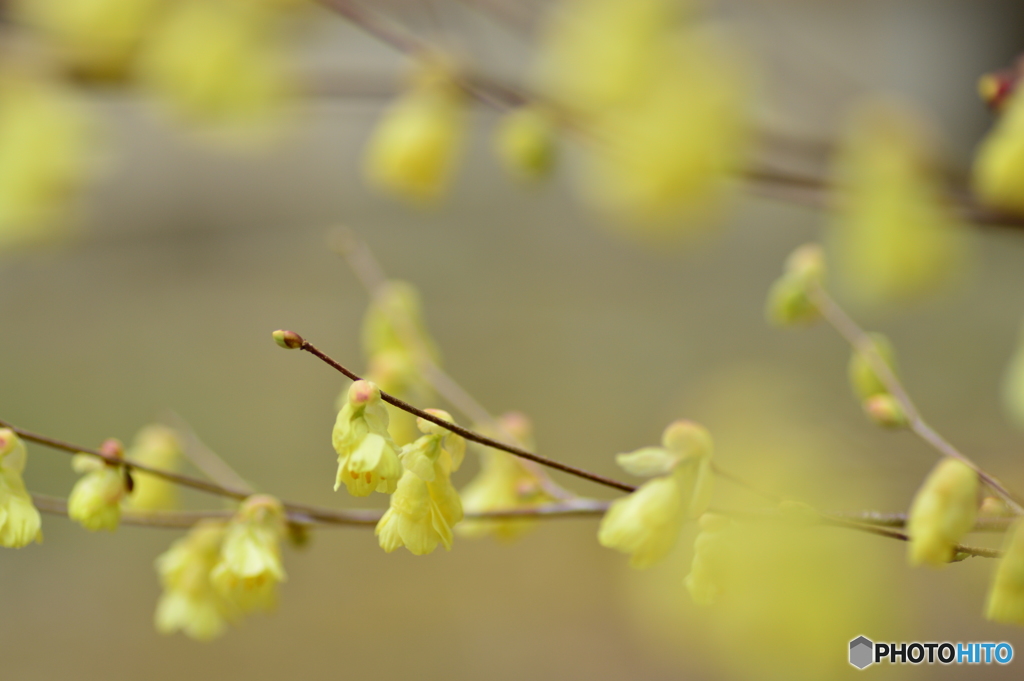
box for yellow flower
[684,513,738,605]
[848,333,898,401]
[906,458,978,567]
[123,424,182,511]
[211,495,287,613]
[155,519,236,641]
[399,410,465,482]
[765,244,825,327]
[974,88,1024,214]
[363,62,467,203]
[362,280,440,363]
[0,429,43,548]
[494,106,557,181]
[68,440,128,532]
[136,0,289,128]
[15,0,164,80]
[0,74,94,248]
[829,100,967,306]
[332,380,403,496]
[376,411,465,555]
[576,51,745,229]
[598,420,714,568]
[376,469,464,556]
[986,520,1024,625]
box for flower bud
[986,520,1024,625]
[272,329,303,349]
[124,425,182,511]
[862,394,908,429]
[332,380,403,496]
[848,333,898,401]
[906,458,979,567]
[973,89,1024,214]
[765,245,825,327]
[494,106,557,181]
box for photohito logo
[849,636,1013,669]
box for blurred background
[3,0,1024,679]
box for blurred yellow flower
[536,0,746,231]
[494,106,557,181]
[123,424,182,511]
[986,520,1024,625]
[211,495,287,613]
[683,513,737,605]
[155,519,236,641]
[16,0,164,80]
[765,244,825,327]
[68,443,128,532]
[459,412,557,541]
[848,333,898,401]
[829,101,967,306]
[0,429,43,548]
[332,380,403,496]
[598,420,713,568]
[0,74,93,248]
[364,62,467,203]
[974,89,1024,214]
[906,458,978,567]
[136,0,289,128]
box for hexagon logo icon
[850,636,874,669]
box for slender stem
[291,334,638,493]
[0,419,252,501]
[30,493,609,530]
[161,411,256,496]
[809,285,1024,514]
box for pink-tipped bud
[272,329,304,349]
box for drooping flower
[598,420,714,568]
[829,100,967,306]
[535,0,747,232]
[123,424,182,511]
[68,439,129,532]
[459,412,557,541]
[364,59,467,203]
[906,458,979,567]
[0,73,94,248]
[211,495,287,613]
[684,513,738,605]
[973,88,1024,214]
[986,520,1024,625]
[15,0,165,81]
[376,410,465,555]
[136,0,290,130]
[332,380,403,496]
[0,429,43,548]
[155,519,236,641]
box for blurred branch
[162,410,256,497]
[809,285,1024,514]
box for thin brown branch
[284,332,637,493]
[808,285,1024,514]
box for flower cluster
[156,495,288,640]
[376,410,466,555]
[332,380,403,497]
